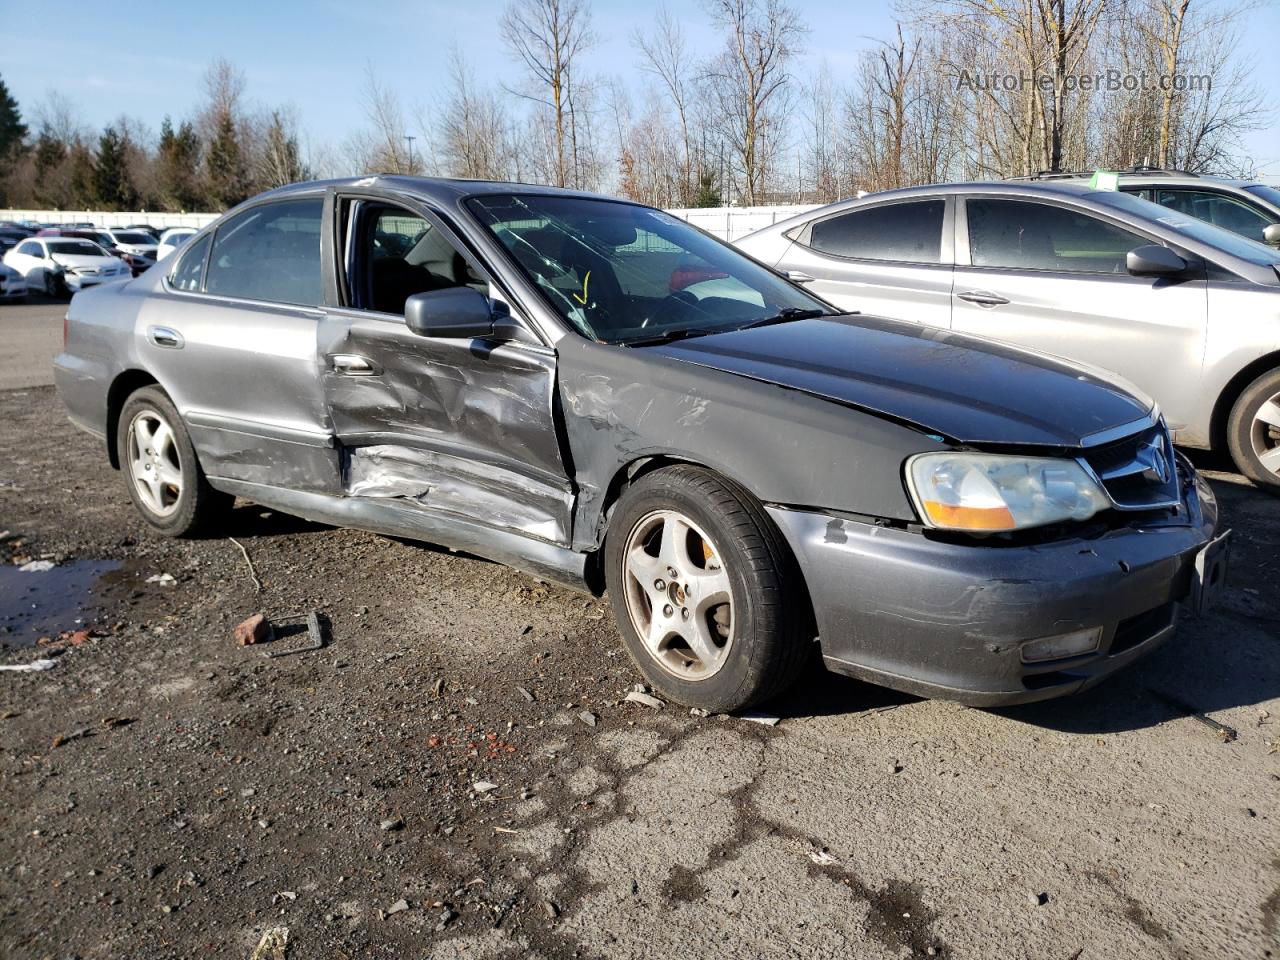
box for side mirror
[1126,244,1186,277]
[1263,223,1280,245]
[405,288,495,339]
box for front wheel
[1226,368,1280,492]
[117,386,233,536]
[604,465,811,712]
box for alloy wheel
[621,508,735,681]
[126,409,184,517]
[1250,391,1280,477]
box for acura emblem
[1136,438,1170,484]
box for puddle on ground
[0,558,123,647]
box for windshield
[1091,190,1280,265]
[466,194,832,343]
[48,240,108,257]
[1244,184,1280,210]
[114,231,153,244]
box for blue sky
[2,0,1276,176]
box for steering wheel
[641,289,699,327]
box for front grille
[1081,422,1180,510]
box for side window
[17,240,41,257]
[351,203,486,315]
[967,199,1146,274]
[1155,189,1273,242]
[204,198,324,306]
[170,233,211,292]
[807,200,945,263]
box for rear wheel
[604,465,811,712]
[1226,368,1280,492]
[117,386,233,536]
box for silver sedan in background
[737,181,1280,490]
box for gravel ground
[1,383,1278,960]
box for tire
[1226,367,1280,492]
[116,386,233,536]
[604,465,812,712]
[42,272,58,298]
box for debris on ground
[384,898,410,917]
[248,926,288,960]
[145,573,176,585]
[624,691,664,709]
[690,707,710,718]
[52,727,93,748]
[516,685,536,702]
[0,658,58,673]
[234,613,271,647]
[542,901,560,919]
[261,611,326,658]
[1147,689,1238,742]
[740,711,781,726]
[435,907,457,931]
[380,818,404,832]
[18,559,56,572]
[809,849,840,866]
[578,710,599,727]
[473,781,499,794]
[228,536,263,592]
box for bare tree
[500,0,594,188]
[345,66,423,175]
[634,7,698,204]
[439,47,516,180]
[702,0,807,205]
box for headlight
[906,452,1111,533]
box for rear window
[807,200,945,263]
[113,231,154,244]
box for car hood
[646,314,1153,447]
[51,254,123,269]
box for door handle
[329,354,378,376]
[785,270,816,283]
[147,325,184,349]
[957,290,1010,308]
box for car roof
[255,175,630,206]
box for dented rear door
[317,194,574,547]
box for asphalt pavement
[0,296,65,390]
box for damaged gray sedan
[54,177,1227,710]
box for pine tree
[205,113,248,210]
[157,117,203,211]
[67,143,97,209]
[693,171,722,208]
[0,74,26,160]
[94,125,137,211]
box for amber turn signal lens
[919,501,1016,532]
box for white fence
[1,204,822,242]
[0,209,220,230]
[666,204,821,241]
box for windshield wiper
[619,327,721,347]
[735,307,830,332]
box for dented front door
[317,310,574,546]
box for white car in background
[3,237,130,295]
[99,228,160,259]
[0,262,27,302]
[156,227,197,261]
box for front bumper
[768,458,1219,706]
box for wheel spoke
[689,566,731,610]
[642,611,670,655]
[133,416,153,454]
[625,544,665,592]
[1258,446,1280,473]
[678,616,722,670]
[1255,399,1280,431]
[657,515,692,573]
[152,420,175,459]
[155,461,183,488]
